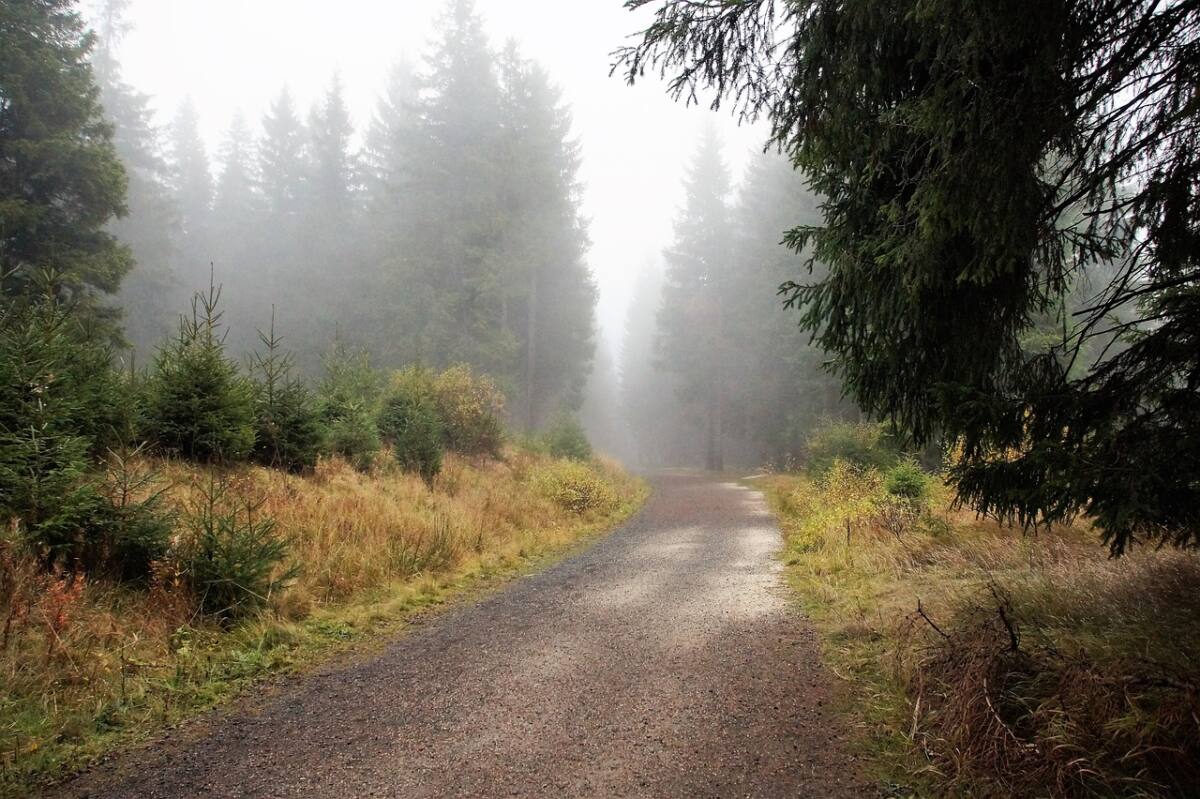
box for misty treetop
[76,0,596,433]
[621,0,1200,551]
[622,133,852,470]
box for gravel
[48,472,870,798]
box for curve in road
[49,472,866,798]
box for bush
[430,364,505,456]
[885,460,930,502]
[181,477,294,620]
[806,420,900,475]
[250,320,325,472]
[0,292,134,570]
[534,461,616,515]
[378,378,444,486]
[317,340,382,471]
[542,414,592,461]
[86,447,174,582]
[143,284,255,462]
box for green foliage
[0,0,132,338]
[806,421,899,476]
[620,0,1200,552]
[144,282,255,462]
[533,460,616,515]
[0,291,117,568]
[431,364,505,456]
[317,339,381,471]
[379,374,444,487]
[884,461,930,503]
[250,316,325,472]
[88,445,173,582]
[181,476,294,621]
[542,414,592,462]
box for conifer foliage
[622,0,1200,550]
[0,0,132,336]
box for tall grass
[763,461,1200,798]
[0,449,644,796]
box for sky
[92,0,769,354]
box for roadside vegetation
[0,281,643,796]
[761,422,1200,798]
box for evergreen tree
[362,58,418,221]
[144,279,256,463]
[393,0,509,371]
[255,87,308,336]
[258,88,307,224]
[656,126,734,470]
[622,0,1200,550]
[166,98,214,298]
[726,150,852,464]
[0,0,131,336]
[210,111,263,356]
[92,0,178,353]
[496,44,595,430]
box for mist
[81,0,848,468]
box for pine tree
[621,0,1200,550]
[394,0,508,371]
[258,88,307,224]
[92,0,178,353]
[657,126,733,471]
[210,111,263,356]
[496,45,596,431]
[167,98,214,298]
[0,0,132,336]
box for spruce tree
[656,126,733,471]
[496,45,596,431]
[621,0,1200,550]
[395,0,508,371]
[167,98,214,297]
[144,279,255,462]
[92,0,178,353]
[0,0,132,336]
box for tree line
[621,128,854,470]
[89,0,597,433]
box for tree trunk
[524,269,538,433]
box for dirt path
[49,473,867,798]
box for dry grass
[0,448,645,796]
[761,461,1200,798]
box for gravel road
[49,472,868,798]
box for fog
[92,0,766,352]
[78,0,856,469]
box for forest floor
[39,472,867,799]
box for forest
[3,0,1200,797]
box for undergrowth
[0,449,645,797]
[761,460,1200,798]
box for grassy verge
[758,462,1200,798]
[1,449,647,797]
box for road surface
[50,472,866,798]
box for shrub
[317,339,382,471]
[542,414,592,461]
[805,420,900,475]
[534,461,616,515]
[250,319,325,472]
[430,364,505,456]
[0,292,130,569]
[378,379,444,487]
[180,476,294,620]
[884,460,930,502]
[85,446,174,582]
[143,283,255,462]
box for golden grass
[0,448,646,796]
[760,461,1200,798]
